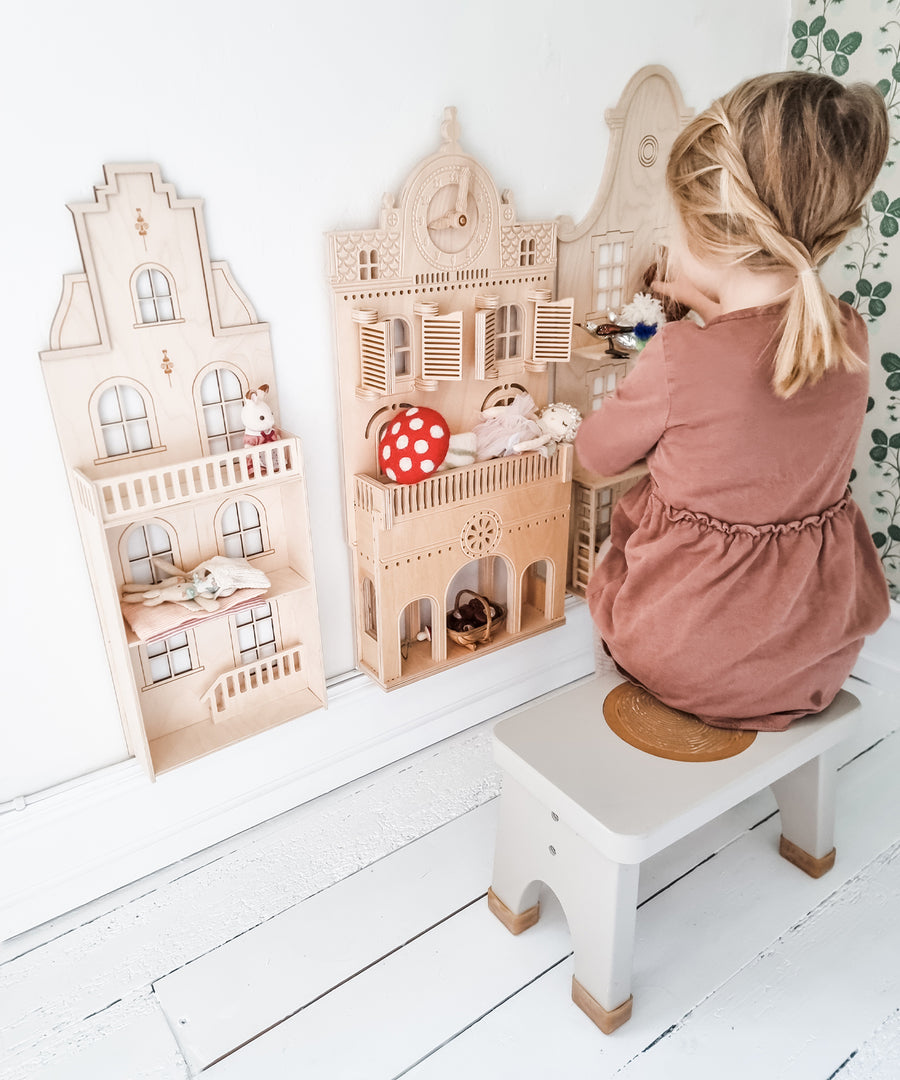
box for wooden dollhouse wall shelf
[328,108,575,690]
[40,164,326,779]
[555,65,693,596]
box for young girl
[574,71,892,731]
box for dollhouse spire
[438,106,462,154]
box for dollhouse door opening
[521,558,554,630]
[444,556,511,660]
[399,597,438,678]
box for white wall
[0,0,789,799]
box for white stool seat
[488,672,859,1033]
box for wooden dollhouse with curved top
[40,163,326,778]
[328,108,576,690]
[555,65,694,595]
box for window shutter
[532,297,574,365]
[421,310,463,382]
[354,310,390,396]
[475,308,497,380]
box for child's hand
[652,276,721,324]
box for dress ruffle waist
[648,486,851,538]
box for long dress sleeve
[574,334,670,476]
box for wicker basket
[446,589,503,652]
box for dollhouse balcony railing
[201,645,306,723]
[72,437,302,524]
[354,443,573,529]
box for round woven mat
[603,682,757,762]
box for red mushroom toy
[379,406,450,484]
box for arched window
[359,249,379,281]
[362,577,377,640]
[496,305,523,364]
[134,266,177,324]
[199,367,245,453]
[97,383,154,457]
[125,522,176,584]
[519,237,536,267]
[219,499,266,558]
[481,383,528,411]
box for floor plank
[615,842,900,1080]
[153,803,498,1070]
[0,990,188,1080]
[204,890,574,1080]
[839,1007,900,1080]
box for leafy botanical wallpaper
[792,0,900,597]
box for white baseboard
[1,600,595,942]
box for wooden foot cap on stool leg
[572,978,633,1034]
[487,887,540,935]
[779,835,836,878]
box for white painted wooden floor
[2,674,899,1080]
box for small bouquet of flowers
[616,291,667,350]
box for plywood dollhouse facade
[555,66,693,595]
[40,164,326,778]
[328,109,575,689]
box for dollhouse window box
[73,435,302,523]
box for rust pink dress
[574,300,890,730]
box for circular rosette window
[460,510,502,558]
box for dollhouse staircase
[202,646,306,723]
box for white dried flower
[620,292,666,329]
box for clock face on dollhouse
[412,163,493,269]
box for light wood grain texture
[39,164,326,778]
[556,66,692,583]
[327,108,576,689]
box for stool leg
[560,843,639,1034]
[771,750,839,878]
[488,775,544,935]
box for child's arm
[574,336,670,476]
[652,275,722,324]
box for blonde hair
[667,71,889,397]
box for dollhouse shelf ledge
[72,436,303,524]
[354,444,573,528]
[121,567,312,648]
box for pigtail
[667,71,888,399]
[773,267,863,398]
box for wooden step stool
[487,673,859,1033]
